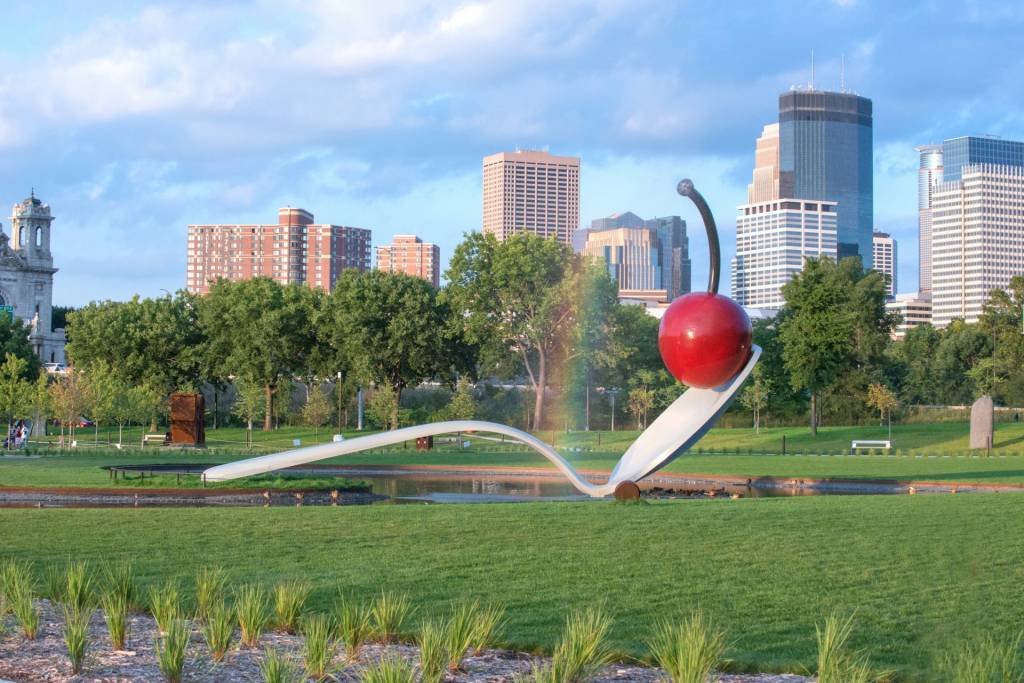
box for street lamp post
[337,371,343,430]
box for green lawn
[7,423,1024,488]
[2,495,1022,680]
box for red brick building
[375,235,441,288]
[186,208,371,294]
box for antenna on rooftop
[840,53,846,92]
[810,50,815,90]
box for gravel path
[0,601,809,682]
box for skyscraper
[186,208,371,294]
[732,120,838,309]
[482,150,580,244]
[584,212,690,301]
[376,235,441,288]
[915,144,943,298]
[872,231,896,298]
[779,90,873,266]
[941,136,1024,182]
[931,162,1024,327]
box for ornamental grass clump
[200,599,234,663]
[236,584,270,647]
[259,647,299,683]
[154,618,190,683]
[647,610,728,683]
[149,580,182,634]
[470,602,505,655]
[102,561,137,611]
[62,605,92,675]
[443,600,480,671]
[937,632,1024,682]
[194,566,228,622]
[5,561,40,640]
[551,606,615,683]
[418,618,449,683]
[301,613,337,681]
[815,611,887,683]
[370,590,412,643]
[65,560,95,613]
[43,564,65,603]
[101,590,129,651]
[335,595,374,662]
[273,580,311,634]
[361,654,417,683]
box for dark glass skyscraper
[941,136,1024,182]
[779,90,873,266]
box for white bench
[141,434,167,447]
[851,440,891,451]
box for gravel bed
[0,601,809,682]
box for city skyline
[1,2,1023,305]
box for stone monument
[970,395,994,450]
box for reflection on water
[352,472,875,503]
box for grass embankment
[1,495,1022,680]
[7,422,1024,487]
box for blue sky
[1,0,1022,305]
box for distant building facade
[779,90,873,266]
[732,199,838,309]
[186,208,370,294]
[0,193,65,364]
[915,144,944,298]
[732,119,838,308]
[887,293,932,340]
[482,150,580,245]
[376,235,441,288]
[931,162,1024,327]
[872,231,897,298]
[584,211,690,302]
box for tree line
[5,232,1017,439]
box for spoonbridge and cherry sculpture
[203,180,761,500]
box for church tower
[10,190,54,268]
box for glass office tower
[779,90,873,266]
[941,136,1024,182]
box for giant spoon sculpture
[204,180,761,500]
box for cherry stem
[676,179,720,295]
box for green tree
[84,361,120,443]
[445,232,583,430]
[442,378,477,421]
[327,270,461,430]
[0,315,41,379]
[865,383,898,423]
[0,353,32,448]
[932,321,992,405]
[890,324,941,405]
[49,368,88,446]
[231,378,265,448]
[65,292,205,400]
[779,257,895,435]
[627,369,660,430]
[29,370,50,437]
[110,381,146,446]
[366,385,398,430]
[301,383,332,442]
[739,365,771,432]
[201,278,314,431]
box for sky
[1,0,1023,306]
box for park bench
[141,433,169,448]
[851,439,891,451]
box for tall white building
[886,293,932,340]
[732,122,838,309]
[482,150,580,245]
[872,231,897,298]
[915,145,943,298]
[931,163,1024,327]
[732,199,838,308]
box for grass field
[31,420,1024,454]
[1,495,1022,680]
[5,440,1024,488]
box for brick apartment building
[186,207,371,294]
[376,235,441,287]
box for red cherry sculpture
[659,179,752,388]
[659,293,751,388]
